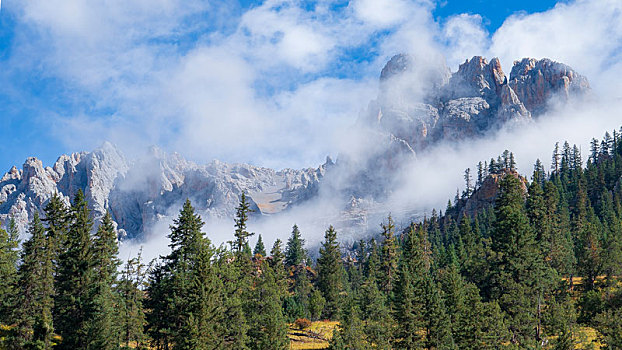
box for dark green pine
[0,218,19,325]
[253,234,267,257]
[285,224,307,267]
[54,190,95,350]
[316,225,344,320]
[87,212,121,349]
[11,213,55,349]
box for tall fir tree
[253,234,267,257]
[233,192,254,253]
[117,251,148,349]
[0,218,19,325]
[246,260,289,350]
[54,190,95,350]
[317,226,344,319]
[285,224,307,268]
[379,215,398,294]
[11,213,55,349]
[489,175,549,346]
[87,212,121,349]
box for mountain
[0,55,590,240]
[362,55,589,153]
[0,143,328,238]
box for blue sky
[0,0,616,171]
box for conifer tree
[0,219,19,324]
[328,296,370,350]
[379,215,398,294]
[11,213,55,349]
[147,199,225,350]
[234,192,254,253]
[253,234,266,257]
[87,212,121,349]
[360,273,392,349]
[43,193,69,268]
[54,190,95,350]
[285,224,307,267]
[118,251,148,349]
[392,224,435,349]
[246,260,289,350]
[489,175,549,346]
[317,226,344,319]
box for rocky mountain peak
[366,55,589,155]
[509,58,590,114]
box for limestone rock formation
[365,55,590,153]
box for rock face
[460,169,528,217]
[364,55,590,153]
[0,144,327,238]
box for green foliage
[10,213,54,349]
[285,224,307,267]
[317,226,344,320]
[253,234,266,257]
[54,190,96,349]
[0,218,19,324]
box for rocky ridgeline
[364,55,590,153]
[0,55,590,240]
[0,143,327,238]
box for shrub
[294,318,312,330]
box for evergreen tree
[285,224,307,267]
[360,272,392,349]
[379,215,398,294]
[328,296,370,350]
[118,251,148,349]
[87,212,121,349]
[246,260,289,350]
[317,226,344,319]
[54,190,95,350]
[489,175,549,346]
[233,192,254,253]
[392,224,451,349]
[146,199,225,350]
[253,234,266,257]
[11,213,55,349]
[0,218,19,324]
[43,193,69,268]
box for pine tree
[285,224,307,268]
[246,260,289,350]
[54,190,95,350]
[317,226,344,319]
[11,213,55,349]
[328,296,370,350]
[118,250,148,349]
[233,192,254,253]
[360,273,392,349]
[146,199,225,349]
[43,192,69,269]
[392,224,428,349]
[489,175,549,346]
[87,212,121,349]
[253,234,267,257]
[0,218,19,324]
[379,215,398,294]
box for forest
[2,128,622,349]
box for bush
[294,318,312,330]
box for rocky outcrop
[460,169,528,217]
[365,55,590,153]
[509,58,590,114]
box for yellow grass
[288,320,339,350]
